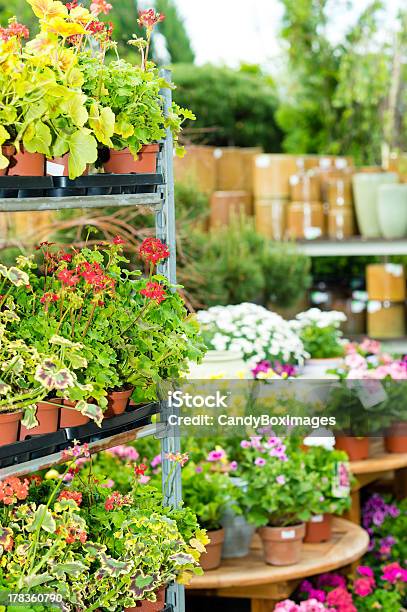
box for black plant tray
[0,401,159,469]
[163,606,173,612]
[0,173,164,199]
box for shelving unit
[296,237,407,257]
[0,68,182,612]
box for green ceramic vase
[352,172,398,237]
[377,184,407,239]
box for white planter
[187,350,250,380]
[301,357,343,379]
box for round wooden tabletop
[350,452,407,475]
[188,518,369,590]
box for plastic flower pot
[221,512,255,558]
[8,148,45,176]
[335,436,369,461]
[104,387,134,418]
[0,411,23,445]
[19,399,61,440]
[304,514,332,544]
[60,400,90,427]
[200,528,225,570]
[301,357,344,378]
[258,523,305,566]
[187,350,249,379]
[384,422,407,454]
[0,145,16,175]
[125,587,166,611]
[103,144,159,174]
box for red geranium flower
[139,237,170,265]
[0,477,29,505]
[113,235,125,245]
[90,0,112,16]
[140,281,166,304]
[58,490,83,506]
[137,8,165,29]
[57,269,80,287]
[66,0,78,9]
[40,292,60,305]
[135,463,147,476]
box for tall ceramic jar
[352,172,398,237]
[377,184,407,239]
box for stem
[81,301,97,340]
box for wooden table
[347,441,407,524]
[188,518,368,612]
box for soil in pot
[200,529,225,571]
[8,148,45,176]
[259,523,305,566]
[60,400,90,427]
[125,587,166,611]
[103,144,159,174]
[258,523,305,566]
[19,399,61,440]
[335,436,370,461]
[104,387,134,418]
[304,514,332,544]
[0,411,23,445]
[385,422,407,453]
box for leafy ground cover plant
[291,309,347,360]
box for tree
[156,0,195,63]
[171,63,283,150]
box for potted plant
[182,461,238,570]
[196,302,307,378]
[302,445,352,543]
[242,436,314,565]
[79,8,194,175]
[291,308,347,378]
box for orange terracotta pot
[60,400,90,427]
[8,148,45,176]
[0,145,16,175]
[258,523,305,566]
[385,422,407,453]
[103,144,159,174]
[304,514,332,544]
[104,388,134,418]
[46,155,89,177]
[125,587,166,611]
[0,411,23,445]
[19,399,61,440]
[335,436,370,461]
[200,529,224,571]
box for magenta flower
[354,577,374,597]
[240,440,251,449]
[230,461,238,471]
[255,457,266,467]
[207,449,226,462]
[151,454,162,468]
[276,475,286,485]
[357,566,374,578]
[381,562,407,583]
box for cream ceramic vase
[187,350,249,379]
[377,184,407,239]
[352,172,398,237]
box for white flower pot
[187,350,250,380]
[301,357,344,379]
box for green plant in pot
[241,435,314,566]
[291,308,347,378]
[302,444,352,543]
[182,461,239,571]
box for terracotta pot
[19,399,61,440]
[0,145,16,175]
[104,388,134,418]
[304,514,332,544]
[335,436,369,461]
[200,529,224,570]
[385,422,407,453]
[258,523,305,566]
[0,411,23,445]
[103,144,159,174]
[125,587,166,611]
[46,155,88,177]
[60,400,90,427]
[8,148,45,176]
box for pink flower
[90,0,112,15]
[229,461,238,471]
[255,457,266,467]
[151,454,162,468]
[207,449,226,462]
[112,235,125,245]
[299,600,327,612]
[274,601,299,612]
[137,8,165,29]
[345,353,367,370]
[357,566,374,578]
[360,338,381,355]
[139,475,150,484]
[381,562,407,584]
[276,475,286,485]
[240,440,251,449]
[354,577,374,597]
[326,587,356,612]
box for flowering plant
[239,435,317,527]
[197,303,307,367]
[291,308,346,359]
[362,494,407,569]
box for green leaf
[67,129,97,179]
[23,121,51,155]
[88,103,115,147]
[21,404,39,429]
[26,505,56,534]
[60,93,88,128]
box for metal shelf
[0,192,163,212]
[295,237,407,257]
